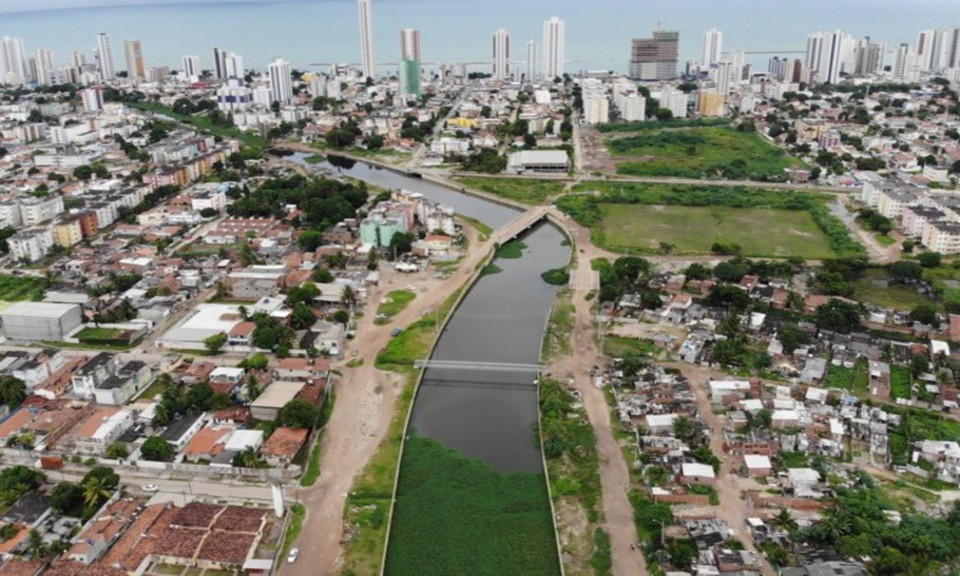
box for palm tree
[340,285,356,308]
[233,446,260,468]
[82,476,113,509]
[819,510,851,542]
[771,508,798,532]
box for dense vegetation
[792,481,960,574]
[606,126,803,181]
[597,117,730,133]
[228,174,368,233]
[384,437,559,575]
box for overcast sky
[0,0,269,13]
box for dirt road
[282,225,490,576]
[548,215,649,575]
[666,363,775,576]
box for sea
[0,0,958,75]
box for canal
[291,154,568,574]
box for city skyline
[1,0,957,74]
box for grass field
[375,290,416,325]
[598,204,835,258]
[891,366,912,400]
[606,126,804,180]
[128,102,268,149]
[455,176,567,206]
[825,360,869,394]
[923,266,960,307]
[852,269,936,311]
[74,327,124,340]
[384,436,560,575]
[0,275,46,302]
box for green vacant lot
[456,176,567,206]
[0,275,46,302]
[607,126,804,180]
[851,269,936,311]
[384,436,559,576]
[375,289,416,325]
[599,204,835,258]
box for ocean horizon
[1,0,958,75]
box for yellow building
[448,117,479,129]
[53,218,83,248]
[697,91,726,118]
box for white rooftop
[743,454,772,470]
[251,381,305,410]
[681,462,715,479]
[1,301,80,319]
[224,429,264,452]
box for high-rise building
[399,28,421,96]
[715,61,732,94]
[81,86,104,112]
[946,28,960,70]
[358,0,375,78]
[224,52,244,79]
[32,49,54,85]
[854,37,882,75]
[542,16,565,79]
[805,30,852,84]
[182,55,201,79]
[123,40,144,80]
[213,47,225,79]
[71,51,86,69]
[526,39,536,81]
[917,29,938,71]
[268,58,293,105]
[893,43,911,80]
[0,36,28,85]
[629,30,679,80]
[702,28,723,68]
[95,33,115,79]
[492,28,510,80]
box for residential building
[95,32,114,79]
[698,90,725,117]
[182,55,200,79]
[123,39,144,80]
[19,195,64,225]
[399,28,421,96]
[358,0,375,78]
[542,16,565,79]
[620,94,646,121]
[52,217,83,249]
[7,228,54,263]
[806,29,853,84]
[526,39,536,81]
[250,381,305,421]
[1,302,82,342]
[901,206,945,238]
[70,352,120,398]
[630,30,679,80]
[876,188,916,219]
[260,426,308,467]
[658,87,688,118]
[922,220,960,255]
[492,28,510,80]
[80,86,104,112]
[702,28,723,68]
[267,58,293,105]
[0,36,27,84]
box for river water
[290,154,568,573]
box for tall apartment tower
[213,47,225,79]
[806,30,851,84]
[268,58,293,105]
[32,48,54,85]
[629,30,679,80]
[399,28,421,96]
[0,36,27,84]
[542,16,565,79]
[224,52,244,79]
[492,28,510,80]
[95,33,115,79]
[123,40,144,80]
[702,28,723,68]
[182,55,201,79]
[358,0,375,78]
[526,39,536,81]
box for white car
[141,484,158,493]
[287,548,299,563]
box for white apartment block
[19,195,65,226]
[922,220,960,255]
[658,88,688,118]
[7,228,54,262]
[0,201,22,228]
[876,188,916,219]
[620,94,646,121]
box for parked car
[287,548,300,563]
[390,328,403,337]
[142,484,158,492]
